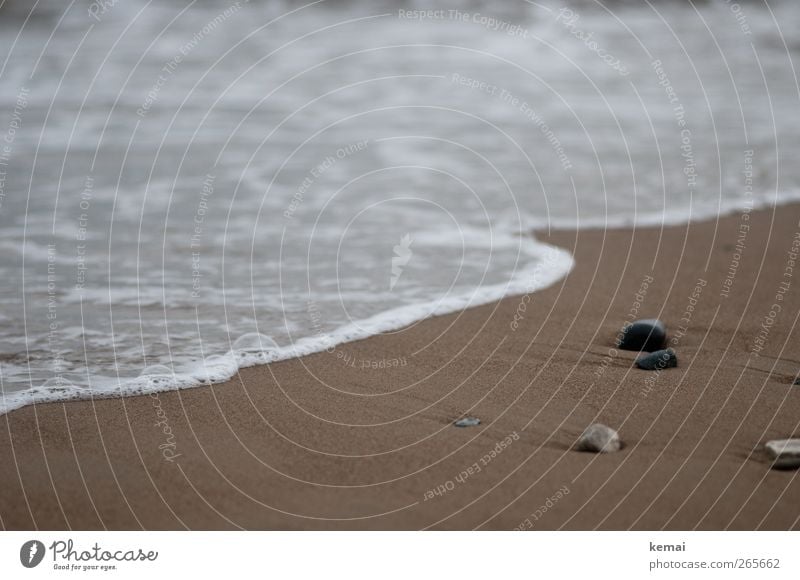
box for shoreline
[6,192,800,416]
[2,203,799,530]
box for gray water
[0,0,799,412]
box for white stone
[576,423,621,453]
[764,439,800,470]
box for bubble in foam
[191,354,237,384]
[138,364,175,386]
[232,333,279,362]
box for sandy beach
[2,203,799,530]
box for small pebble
[454,417,481,428]
[635,348,678,370]
[793,377,800,386]
[617,319,667,352]
[764,439,800,470]
[576,423,621,453]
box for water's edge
[3,192,799,416]
[1,234,573,416]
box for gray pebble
[635,348,678,370]
[765,439,800,470]
[454,417,481,428]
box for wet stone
[617,319,667,352]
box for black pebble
[635,348,678,370]
[617,318,667,352]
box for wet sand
[2,204,799,530]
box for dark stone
[794,376,800,386]
[617,319,667,352]
[770,457,800,470]
[454,417,481,428]
[635,348,677,370]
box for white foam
[0,235,573,415]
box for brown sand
[2,204,800,530]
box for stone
[635,348,678,370]
[454,417,481,428]
[764,439,800,470]
[793,377,800,386]
[617,318,667,352]
[576,423,621,453]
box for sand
[2,204,799,530]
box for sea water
[0,0,799,413]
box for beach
[1,202,799,530]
